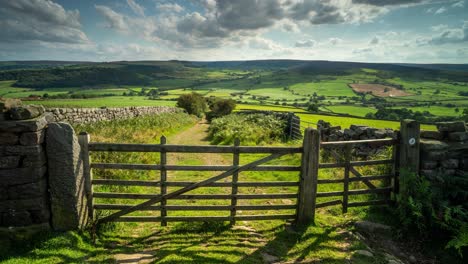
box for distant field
[349,83,412,97]
[323,105,377,117]
[23,97,176,108]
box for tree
[206,98,236,121]
[176,92,207,117]
[307,103,319,112]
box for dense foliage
[396,170,468,257]
[206,98,236,121]
[208,113,286,145]
[176,92,207,117]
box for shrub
[396,169,468,257]
[208,114,286,145]
[206,99,236,121]
[176,92,207,117]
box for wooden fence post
[230,138,240,225]
[78,132,93,221]
[296,128,319,225]
[399,119,420,174]
[342,145,352,214]
[160,136,167,226]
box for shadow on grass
[93,219,359,264]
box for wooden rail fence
[79,122,414,226]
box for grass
[23,97,177,108]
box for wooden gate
[79,128,401,226]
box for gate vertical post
[160,136,167,226]
[296,128,319,225]
[78,132,93,221]
[342,145,352,214]
[230,138,240,225]
[399,120,420,174]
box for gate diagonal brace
[98,153,285,224]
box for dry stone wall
[420,121,468,178]
[46,106,179,124]
[0,106,50,235]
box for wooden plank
[317,179,344,184]
[321,138,397,147]
[97,153,285,224]
[78,132,93,221]
[348,187,392,195]
[349,166,376,190]
[160,136,167,226]
[230,138,240,225]
[114,214,296,222]
[92,180,299,187]
[343,145,351,213]
[347,200,389,207]
[92,179,160,186]
[89,143,302,154]
[91,163,159,170]
[316,191,344,198]
[319,159,393,169]
[91,163,300,172]
[315,200,342,208]
[93,192,297,200]
[296,128,319,225]
[94,204,297,211]
[399,119,420,173]
[348,175,393,182]
[392,133,401,196]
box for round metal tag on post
[408,138,416,146]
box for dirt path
[167,119,230,167]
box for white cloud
[295,39,316,48]
[434,6,447,14]
[452,1,464,8]
[157,3,184,13]
[329,38,343,45]
[127,0,145,16]
[0,0,89,44]
[369,35,380,45]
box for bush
[208,114,286,145]
[176,92,207,117]
[396,169,468,257]
[206,99,236,121]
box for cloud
[127,0,145,16]
[351,0,428,6]
[157,3,184,13]
[329,38,343,45]
[95,5,129,32]
[369,35,380,45]
[353,47,373,54]
[452,1,464,8]
[249,38,283,50]
[295,39,316,48]
[422,21,468,45]
[434,6,447,14]
[0,0,89,44]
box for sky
[0,0,467,63]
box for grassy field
[23,97,177,108]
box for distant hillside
[0,59,467,89]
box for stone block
[7,179,47,200]
[461,159,468,170]
[22,151,47,168]
[29,208,50,224]
[420,130,442,140]
[46,122,87,231]
[0,156,21,169]
[0,115,48,132]
[0,145,42,155]
[448,132,468,142]
[420,140,449,151]
[0,166,47,186]
[441,159,459,169]
[9,105,45,120]
[0,197,48,213]
[0,187,7,201]
[2,211,32,227]
[423,151,447,161]
[420,169,438,178]
[19,130,45,145]
[436,121,466,133]
[421,161,438,170]
[0,133,19,145]
[374,130,387,139]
